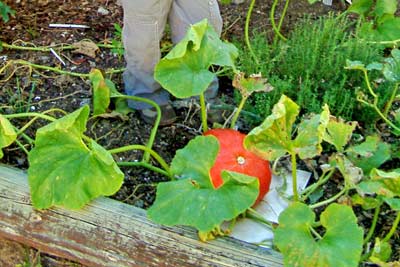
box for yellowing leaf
[89,69,111,115]
[0,114,17,158]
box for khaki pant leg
[168,0,222,43]
[121,0,173,109]
[168,0,223,99]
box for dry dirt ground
[0,0,383,266]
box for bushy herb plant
[236,15,389,128]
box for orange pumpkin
[204,129,272,205]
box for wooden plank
[0,165,283,267]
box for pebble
[79,98,91,106]
[97,6,110,16]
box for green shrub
[235,15,388,128]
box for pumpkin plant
[345,48,400,136]
[240,91,400,266]
[149,19,274,239]
[347,0,400,45]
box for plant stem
[5,59,124,78]
[230,96,248,129]
[363,205,381,245]
[1,42,75,52]
[310,226,323,240]
[273,0,290,46]
[301,168,335,201]
[208,102,262,120]
[290,152,299,202]
[247,208,273,228]
[1,41,123,52]
[373,106,400,132]
[270,0,288,43]
[117,161,170,177]
[360,70,400,132]
[361,206,381,262]
[382,211,400,243]
[4,112,56,122]
[383,82,399,118]
[14,139,29,155]
[13,60,90,77]
[111,95,160,163]
[244,0,259,64]
[309,186,347,209]
[199,93,208,133]
[108,144,172,178]
[363,69,377,99]
[14,109,64,135]
[366,38,400,45]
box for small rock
[97,6,110,16]
[80,98,91,107]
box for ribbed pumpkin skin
[204,129,272,204]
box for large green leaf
[244,95,299,160]
[274,203,363,267]
[374,0,397,18]
[346,135,391,174]
[147,135,259,232]
[0,114,17,159]
[28,106,124,209]
[154,19,238,98]
[375,17,400,42]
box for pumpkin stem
[291,152,299,202]
[237,156,246,165]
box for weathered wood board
[0,165,283,267]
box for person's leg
[168,0,223,99]
[168,0,222,42]
[120,0,173,110]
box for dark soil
[0,0,398,266]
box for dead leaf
[96,111,129,121]
[72,40,99,58]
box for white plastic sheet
[228,170,312,246]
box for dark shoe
[140,104,177,126]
